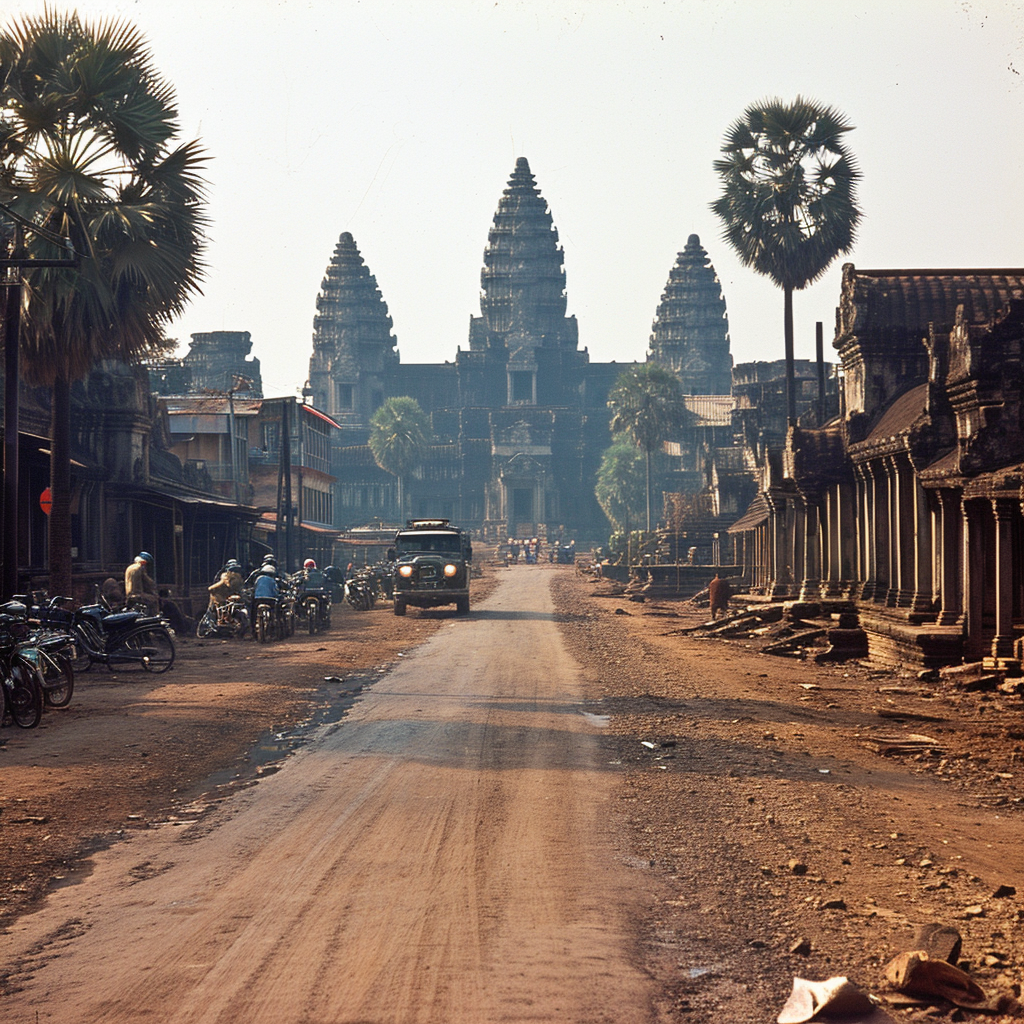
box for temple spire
[477,157,573,350]
[308,232,398,429]
[649,234,733,394]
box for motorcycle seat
[102,612,139,627]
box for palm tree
[607,364,685,531]
[0,10,207,596]
[595,435,648,534]
[368,397,431,521]
[711,96,861,424]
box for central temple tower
[457,157,584,409]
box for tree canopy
[595,435,649,533]
[0,9,208,383]
[0,9,208,594]
[607,363,685,530]
[710,95,861,292]
[710,96,860,424]
[368,396,431,518]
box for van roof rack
[404,518,451,529]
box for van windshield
[395,533,462,555]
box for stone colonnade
[747,453,1024,663]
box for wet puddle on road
[201,673,376,790]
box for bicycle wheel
[195,606,217,638]
[140,628,175,672]
[70,627,94,672]
[6,662,43,728]
[109,628,175,673]
[305,598,317,635]
[255,604,272,643]
[40,652,74,707]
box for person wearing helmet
[246,553,277,586]
[124,551,159,615]
[208,559,245,622]
[251,565,280,640]
[296,557,328,625]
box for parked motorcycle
[38,595,175,673]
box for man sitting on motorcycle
[125,551,159,616]
[251,565,279,635]
[208,559,244,625]
[298,557,326,591]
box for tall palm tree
[368,396,431,521]
[0,10,207,595]
[711,96,861,424]
[595,435,648,534]
[607,364,685,531]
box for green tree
[368,396,431,520]
[0,10,207,595]
[594,435,647,533]
[607,363,685,531]
[711,96,861,424]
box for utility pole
[0,211,78,600]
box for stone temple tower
[307,232,398,434]
[648,234,733,395]
[458,157,582,408]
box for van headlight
[398,564,414,578]
[443,563,458,577]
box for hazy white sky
[6,0,1024,397]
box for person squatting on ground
[125,552,159,616]
[709,573,731,620]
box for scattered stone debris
[861,733,943,756]
[777,976,890,1023]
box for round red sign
[40,486,52,516]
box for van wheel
[394,599,406,616]
[456,596,469,616]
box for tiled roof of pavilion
[838,266,1024,339]
[865,382,929,441]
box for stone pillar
[991,497,1016,660]
[766,494,789,599]
[821,483,842,597]
[838,480,857,594]
[896,455,917,607]
[885,456,901,607]
[936,489,962,625]
[910,478,935,615]
[854,462,872,599]
[791,495,806,596]
[963,499,987,661]
[799,497,822,600]
[866,461,890,603]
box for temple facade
[729,265,1024,667]
[310,157,622,539]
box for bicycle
[0,614,43,728]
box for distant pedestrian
[709,573,731,620]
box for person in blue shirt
[251,566,279,639]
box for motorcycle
[344,572,376,611]
[195,591,250,639]
[37,595,175,674]
[297,583,331,634]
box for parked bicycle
[0,609,43,728]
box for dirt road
[2,569,654,1023]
